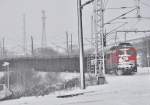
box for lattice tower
[93,0,105,76]
[41,10,47,48]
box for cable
[107,21,130,25]
[106,22,128,36]
[105,8,137,24]
[120,16,150,20]
[106,6,135,10]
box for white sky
[0,0,150,53]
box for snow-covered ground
[0,67,150,105]
[0,72,4,79]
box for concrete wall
[0,57,88,73]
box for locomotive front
[116,43,137,75]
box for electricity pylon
[93,0,105,83]
[41,10,47,48]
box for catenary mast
[93,0,105,81]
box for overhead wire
[106,6,135,10]
[105,8,137,24]
[106,22,128,36]
[93,0,150,47]
[119,0,150,20]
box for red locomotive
[105,43,137,75]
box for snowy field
[0,67,150,105]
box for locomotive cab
[117,47,137,74]
[105,42,137,75]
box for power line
[70,34,73,52]
[66,31,69,56]
[105,8,137,24]
[106,22,128,36]
[120,16,150,19]
[2,37,5,57]
[31,36,34,56]
[106,6,135,10]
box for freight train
[105,43,137,75]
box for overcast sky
[0,0,150,53]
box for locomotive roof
[109,43,134,51]
[110,46,118,50]
[118,42,133,47]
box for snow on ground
[1,67,150,105]
[137,67,150,73]
[0,72,4,79]
[59,72,79,80]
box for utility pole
[41,10,47,48]
[23,14,27,55]
[100,0,106,80]
[71,33,73,53]
[125,32,127,42]
[77,0,85,89]
[93,0,98,75]
[2,37,5,57]
[31,36,34,56]
[91,15,94,48]
[77,0,95,89]
[7,63,10,90]
[66,31,69,56]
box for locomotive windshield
[127,49,136,56]
[118,50,124,55]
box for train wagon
[105,43,137,75]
